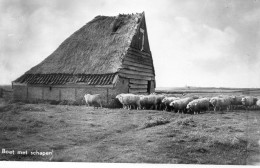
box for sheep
[241,96,258,110]
[116,93,141,110]
[210,96,232,112]
[139,94,158,110]
[155,94,166,110]
[256,99,260,109]
[169,97,195,113]
[227,95,244,110]
[84,94,102,109]
[161,97,180,111]
[186,98,210,114]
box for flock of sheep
[84,93,260,114]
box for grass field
[0,100,259,164]
[156,87,260,96]
[0,85,260,164]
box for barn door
[147,80,151,94]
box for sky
[0,0,260,88]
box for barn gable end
[119,13,155,94]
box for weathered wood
[124,55,152,66]
[129,88,148,93]
[124,57,152,67]
[123,60,153,70]
[130,79,148,85]
[126,52,152,62]
[126,51,150,61]
[118,73,154,81]
[119,69,154,77]
[129,84,147,89]
[128,47,151,57]
[122,65,154,74]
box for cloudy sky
[0,0,259,88]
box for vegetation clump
[143,117,170,129]
[175,117,197,127]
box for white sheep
[186,98,210,114]
[256,99,260,109]
[116,93,141,110]
[162,97,180,111]
[169,97,195,113]
[241,96,258,110]
[139,94,157,110]
[84,94,102,109]
[209,97,231,112]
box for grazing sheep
[155,94,166,110]
[186,98,210,114]
[140,94,158,110]
[229,95,244,110]
[256,99,260,109]
[162,97,180,111]
[169,97,195,113]
[209,97,231,112]
[116,93,141,110]
[241,96,258,110]
[84,94,102,109]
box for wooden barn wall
[150,80,155,93]
[118,14,155,94]
[111,77,129,94]
[130,14,151,53]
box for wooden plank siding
[124,56,152,67]
[127,50,151,59]
[129,83,147,89]
[124,48,155,76]
[125,54,153,65]
[129,79,148,85]
[129,88,148,93]
[118,73,154,81]
[121,65,153,74]
[126,50,152,60]
[123,60,153,70]
[128,47,152,57]
[120,14,155,94]
[119,69,154,77]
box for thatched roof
[14,73,116,85]
[26,13,143,75]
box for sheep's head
[169,101,175,107]
[210,98,217,106]
[241,98,246,105]
[162,98,167,104]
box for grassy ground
[0,99,259,164]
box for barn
[12,12,155,106]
